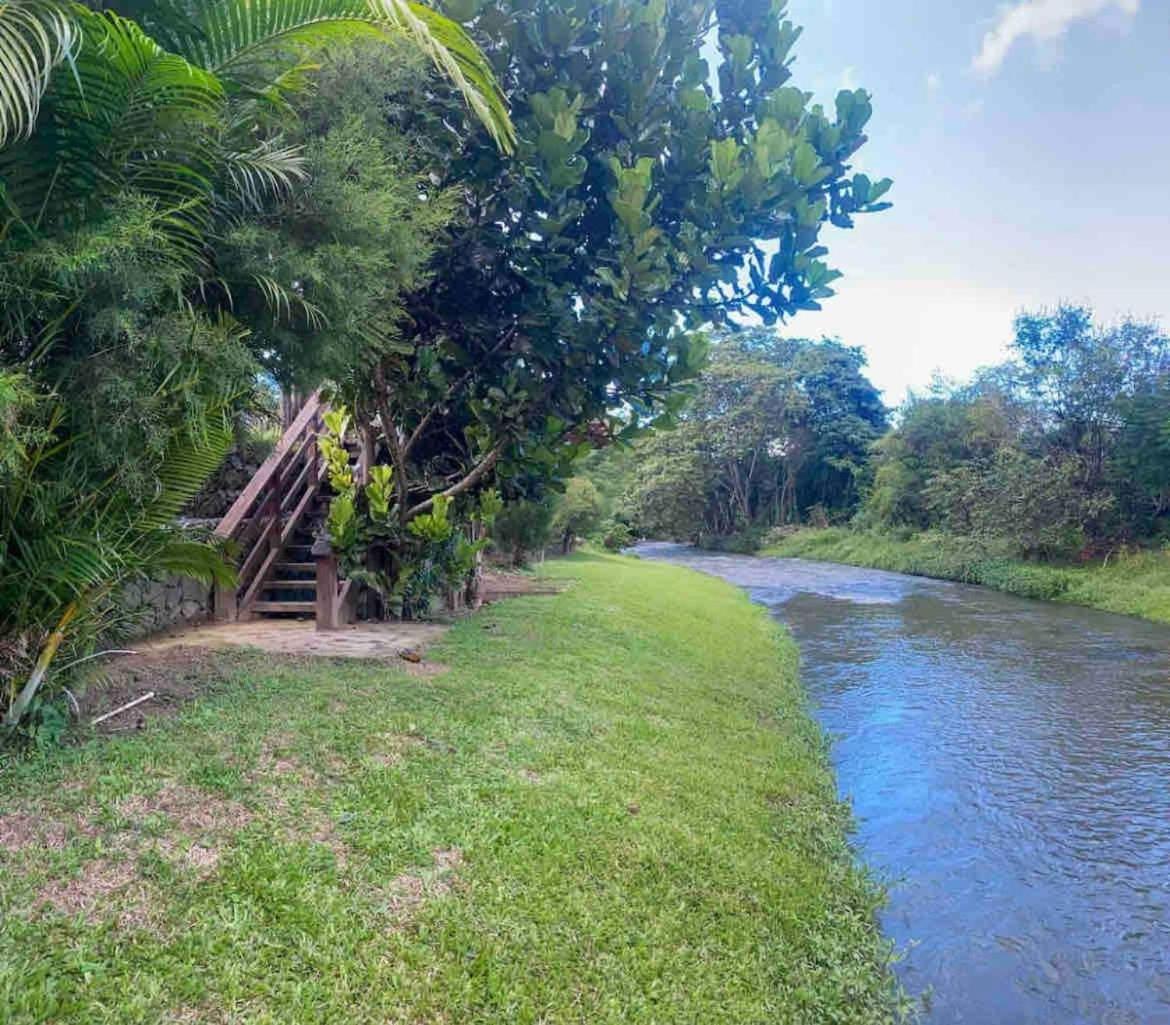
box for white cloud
[926,72,942,94]
[971,0,1140,76]
[839,65,858,91]
[790,277,1021,405]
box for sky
[772,0,1170,404]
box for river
[635,543,1170,1025]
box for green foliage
[330,0,889,542]
[473,486,503,527]
[217,90,460,387]
[366,465,395,521]
[407,494,454,543]
[0,0,78,147]
[1,392,237,728]
[491,498,554,566]
[862,305,1170,557]
[320,408,356,492]
[0,0,512,724]
[623,330,886,540]
[551,477,603,549]
[599,518,635,551]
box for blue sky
[776,0,1170,404]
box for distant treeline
[591,306,1170,561]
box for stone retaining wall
[120,575,213,638]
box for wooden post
[314,539,338,630]
[213,582,238,623]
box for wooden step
[264,579,317,590]
[275,562,316,572]
[250,601,316,614]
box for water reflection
[636,543,1170,1025]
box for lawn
[0,552,903,1024]
[765,528,1170,624]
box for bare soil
[75,646,252,736]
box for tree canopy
[619,330,887,542]
[268,0,891,535]
[863,305,1170,557]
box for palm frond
[0,0,78,148]
[223,138,308,210]
[151,538,236,587]
[170,0,514,152]
[251,272,327,328]
[136,413,234,531]
[0,8,224,247]
[396,0,513,152]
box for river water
[635,543,1170,1025]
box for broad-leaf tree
[624,331,887,540]
[272,0,891,540]
[864,305,1170,555]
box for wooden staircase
[212,392,360,626]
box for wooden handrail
[215,390,323,540]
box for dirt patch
[37,857,157,928]
[365,732,424,768]
[0,808,97,854]
[76,647,248,735]
[162,1003,259,1024]
[399,659,450,679]
[108,781,253,878]
[383,847,464,919]
[0,812,68,853]
[479,571,563,602]
[518,768,542,784]
[116,781,252,836]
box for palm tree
[0,0,512,151]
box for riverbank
[763,528,1170,624]
[0,552,903,1024]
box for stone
[179,599,205,621]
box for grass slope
[765,528,1170,624]
[0,553,903,1024]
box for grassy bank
[0,553,903,1024]
[765,528,1170,624]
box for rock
[179,599,205,621]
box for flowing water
[635,543,1170,1025]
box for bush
[599,519,635,551]
[551,478,604,553]
[491,499,555,567]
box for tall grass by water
[765,529,1170,624]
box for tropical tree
[277,0,890,571]
[0,0,513,728]
[551,477,603,552]
[863,306,1170,556]
[623,332,887,541]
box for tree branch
[403,326,518,460]
[405,444,503,521]
[373,366,411,527]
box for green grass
[765,528,1170,624]
[0,552,905,1024]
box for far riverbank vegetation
[585,305,1170,621]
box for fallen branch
[91,691,155,727]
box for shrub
[491,500,555,567]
